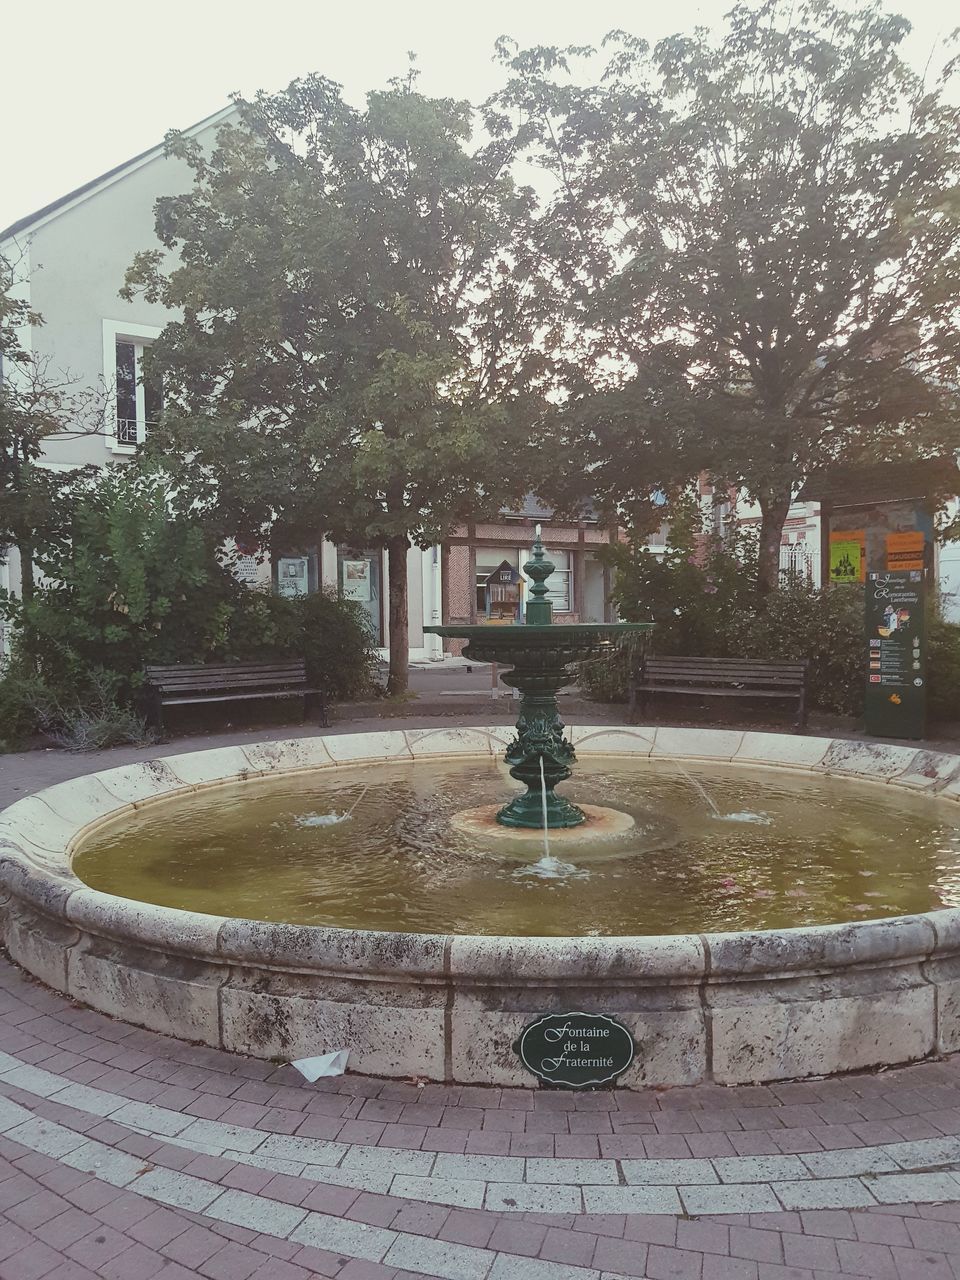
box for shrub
[0,466,380,749]
[0,660,54,751]
[929,619,960,723]
[37,670,156,752]
[583,522,959,723]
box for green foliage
[928,619,960,723]
[0,466,379,749]
[122,68,550,692]
[0,659,54,751]
[14,466,238,698]
[585,523,960,723]
[495,3,960,589]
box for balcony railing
[115,418,158,447]
[116,417,139,446]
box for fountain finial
[524,527,555,626]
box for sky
[2,0,957,232]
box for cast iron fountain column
[497,535,583,828]
[426,530,652,830]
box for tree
[124,70,550,693]
[0,251,104,603]
[495,2,960,592]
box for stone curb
[2,727,960,1088]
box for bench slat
[146,661,305,671]
[640,676,805,688]
[640,691,803,701]
[162,688,322,707]
[645,662,805,674]
[150,673,309,689]
[146,670,305,682]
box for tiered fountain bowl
[426,530,651,834]
[5,534,960,1089]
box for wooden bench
[143,660,326,733]
[630,656,808,730]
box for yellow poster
[829,531,864,583]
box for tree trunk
[756,488,792,597]
[18,540,35,604]
[386,535,410,697]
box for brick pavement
[6,721,960,1277]
[4,956,960,1278]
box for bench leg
[796,688,808,733]
[304,692,328,727]
[147,690,164,738]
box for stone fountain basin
[3,725,960,1088]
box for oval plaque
[513,1012,635,1089]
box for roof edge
[0,103,238,245]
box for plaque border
[513,1010,636,1089]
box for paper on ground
[289,1050,350,1081]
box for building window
[115,339,160,446]
[541,547,573,612]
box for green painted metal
[426,531,652,829]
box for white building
[0,106,446,664]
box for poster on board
[829,530,865,583]
[886,531,925,572]
[341,559,372,602]
[864,571,926,739]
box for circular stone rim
[3,725,960,1085]
[2,726,958,964]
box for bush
[37,670,156,752]
[929,619,960,723]
[0,660,55,751]
[583,522,960,723]
[214,587,380,701]
[0,466,380,749]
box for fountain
[5,526,960,1089]
[426,528,651,831]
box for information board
[864,571,927,739]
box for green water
[72,757,960,937]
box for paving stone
[384,1233,495,1279]
[389,1173,485,1208]
[288,1211,397,1262]
[681,1185,782,1215]
[583,1185,683,1214]
[526,1158,620,1185]
[646,1242,705,1279]
[339,1145,435,1177]
[797,1149,898,1178]
[433,1152,525,1181]
[714,1157,811,1184]
[205,1187,308,1236]
[485,1181,583,1212]
[591,1235,651,1277]
[865,1172,960,1204]
[771,1179,878,1210]
[621,1159,719,1185]
[129,1167,223,1212]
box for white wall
[3,108,237,470]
